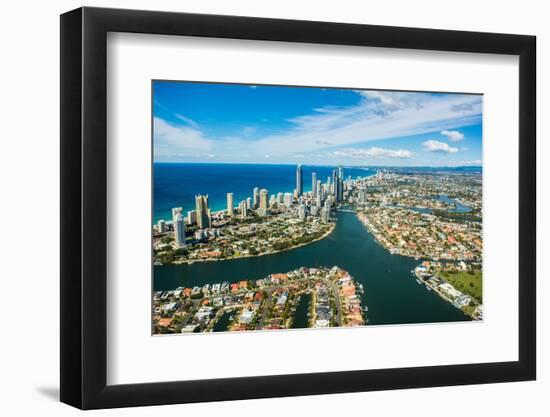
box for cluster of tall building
[161,164,361,247]
[163,194,212,248]
[225,164,347,223]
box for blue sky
[153,81,482,166]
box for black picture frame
[60,6,536,410]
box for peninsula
[154,266,367,334]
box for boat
[426,286,432,291]
[416,279,422,285]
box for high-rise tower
[173,214,186,247]
[253,187,260,209]
[195,194,211,229]
[258,188,269,216]
[227,192,234,216]
[296,164,303,196]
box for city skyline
[153,163,483,332]
[153,81,483,167]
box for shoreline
[413,268,479,321]
[356,209,481,320]
[356,210,475,262]
[153,265,367,334]
[355,211,419,260]
[167,221,336,266]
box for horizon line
[153,161,482,169]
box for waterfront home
[157,317,172,328]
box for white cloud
[174,113,199,128]
[153,117,212,154]
[441,129,464,141]
[250,91,481,158]
[155,90,482,163]
[423,140,459,153]
[355,90,424,113]
[333,147,413,159]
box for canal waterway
[292,293,312,329]
[154,211,469,325]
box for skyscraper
[171,207,183,222]
[239,200,248,218]
[332,167,344,202]
[173,214,186,247]
[312,172,317,197]
[283,192,293,207]
[321,207,330,223]
[332,169,339,200]
[259,189,269,209]
[195,194,211,229]
[227,192,234,216]
[298,204,307,221]
[296,164,303,196]
[253,187,260,209]
[186,210,197,225]
[358,187,368,204]
[157,219,166,233]
[258,188,269,216]
[338,165,344,180]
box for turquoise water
[154,211,469,325]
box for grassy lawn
[439,270,482,303]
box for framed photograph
[60,7,536,409]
